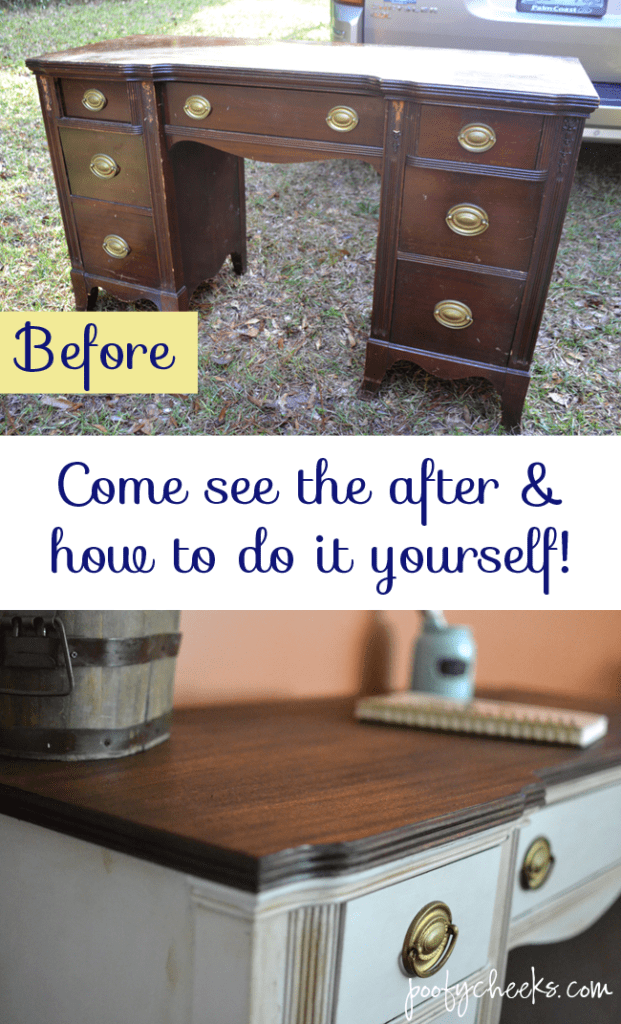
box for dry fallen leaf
[40,396,82,411]
[129,418,152,434]
[2,402,16,429]
[549,393,570,407]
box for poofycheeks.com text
[405,967,613,1019]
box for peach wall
[174,610,621,705]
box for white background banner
[0,434,617,609]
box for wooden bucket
[0,611,181,760]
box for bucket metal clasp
[0,612,75,696]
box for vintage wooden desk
[26,39,598,429]
[1,694,620,1024]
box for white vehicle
[332,0,621,141]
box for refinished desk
[26,39,599,429]
[1,694,620,1024]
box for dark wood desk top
[0,694,619,891]
[26,37,598,112]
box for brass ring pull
[446,203,489,237]
[82,88,107,113]
[521,837,555,890]
[183,95,212,120]
[458,123,497,153]
[90,153,120,180]
[326,105,359,132]
[434,300,473,330]
[402,901,459,978]
[102,234,130,259]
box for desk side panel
[0,813,195,1024]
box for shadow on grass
[0,0,80,8]
[578,142,621,177]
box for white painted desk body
[26,39,598,429]
[1,697,620,1024]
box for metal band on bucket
[0,711,172,760]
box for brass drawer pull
[458,123,496,153]
[434,300,473,330]
[183,95,212,120]
[326,105,359,132]
[90,153,120,180]
[402,901,458,978]
[82,88,107,113]
[521,837,555,890]
[102,234,130,259]
[446,203,489,237]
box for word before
[14,321,174,391]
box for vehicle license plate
[516,0,607,16]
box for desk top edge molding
[26,36,599,115]
[0,696,619,894]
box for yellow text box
[1,312,198,393]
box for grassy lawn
[1,0,620,435]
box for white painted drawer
[434,999,478,1024]
[512,781,621,919]
[335,844,502,1024]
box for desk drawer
[60,78,132,123]
[399,165,543,273]
[391,259,523,367]
[335,843,501,1024]
[416,105,543,169]
[59,127,151,207]
[72,197,159,287]
[164,83,384,147]
[512,783,621,919]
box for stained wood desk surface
[28,37,598,105]
[0,692,618,892]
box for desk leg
[231,156,247,276]
[361,339,391,394]
[71,272,98,312]
[500,372,530,434]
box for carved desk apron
[26,39,599,428]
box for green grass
[1,0,620,435]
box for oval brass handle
[434,300,473,330]
[102,234,130,259]
[326,105,359,133]
[402,901,458,978]
[521,837,555,890]
[90,153,120,180]
[458,123,497,154]
[183,95,212,120]
[82,88,107,113]
[446,203,489,237]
